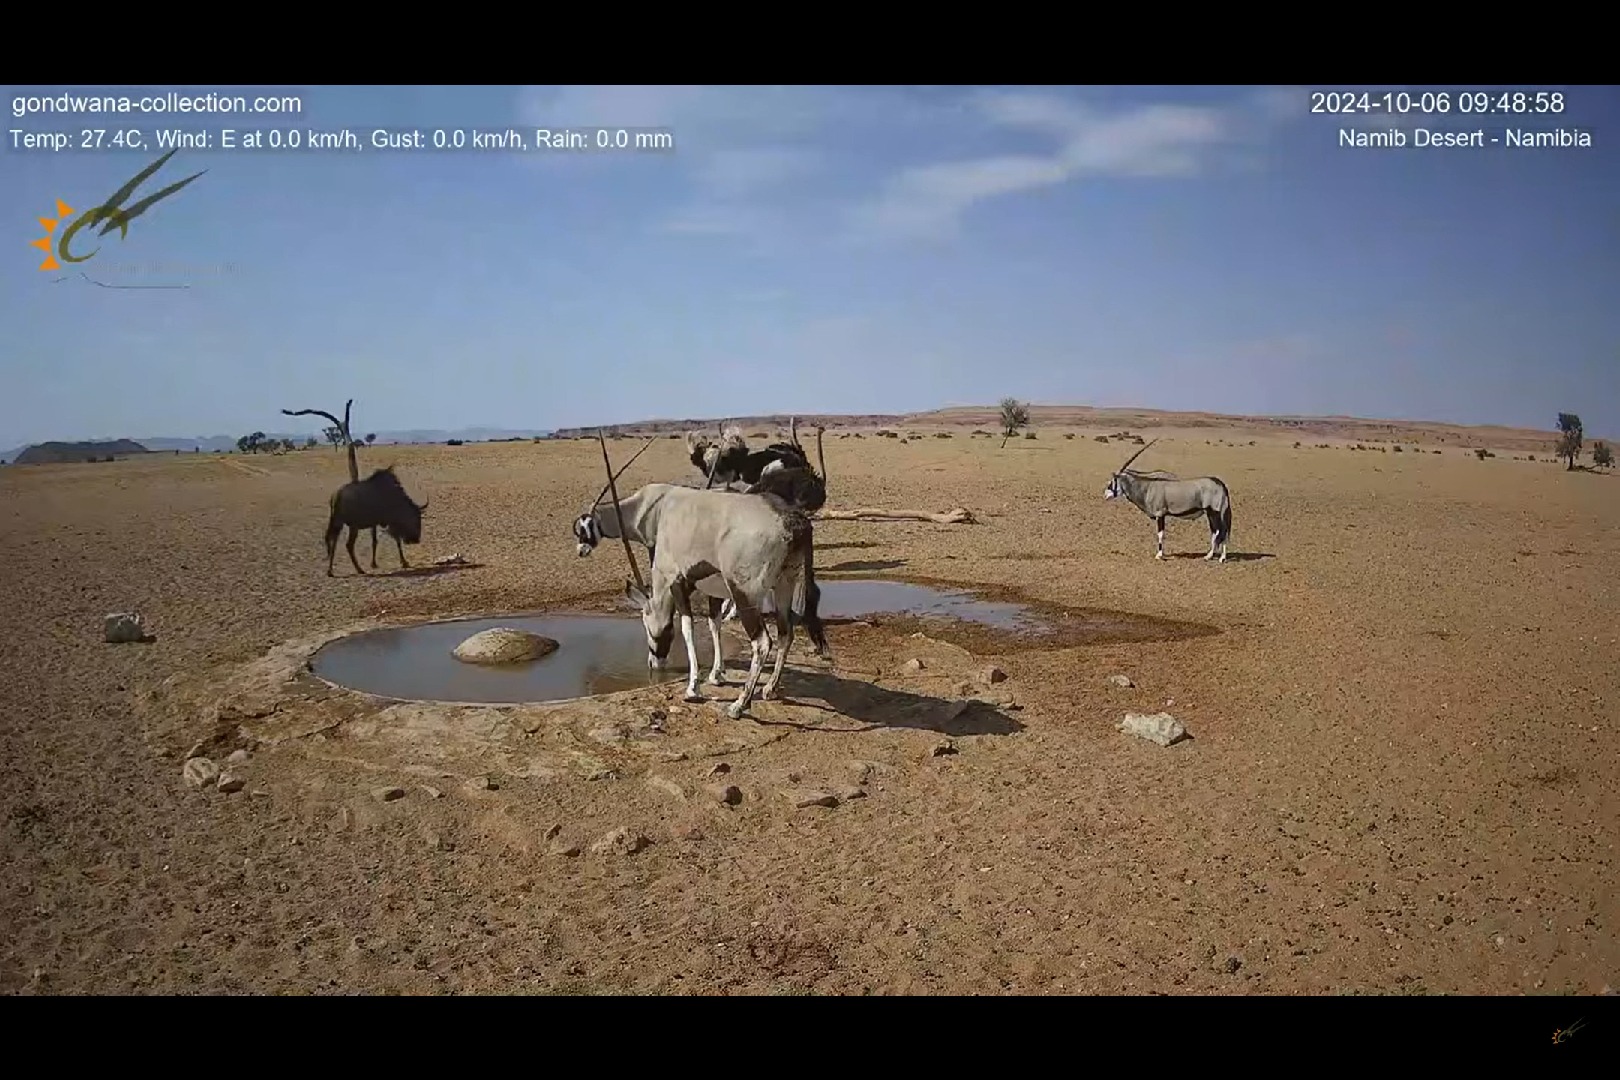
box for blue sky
[2,84,1616,447]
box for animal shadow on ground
[376,561,487,579]
[752,668,1024,737]
[820,558,906,573]
[817,541,881,551]
[1168,551,1275,562]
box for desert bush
[1095,435,1110,443]
[935,431,953,439]
[1474,448,1492,460]
[750,432,768,438]
[447,439,465,446]
[998,398,1030,446]
[1064,433,1075,439]
[1592,441,1613,468]
[1555,412,1583,470]
[1392,445,1403,452]
[1024,431,1037,439]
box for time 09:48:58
[1310,90,1566,115]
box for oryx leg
[1155,514,1167,560]
[345,526,367,575]
[1203,508,1221,561]
[672,578,704,700]
[760,576,798,702]
[724,595,772,720]
[704,595,728,685]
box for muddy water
[309,579,1209,704]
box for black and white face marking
[573,513,600,556]
[1103,475,1120,499]
[625,579,673,667]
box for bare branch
[816,507,976,524]
[281,398,359,481]
[597,429,645,592]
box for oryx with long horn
[1102,438,1233,562]
[574,434,831,715]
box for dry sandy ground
[2,423,1616,996]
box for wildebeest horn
[590,434,655,507]
[597,428,645,593]
[1115,437,1159,475]
[417,495,429,511]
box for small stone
[182,757,220,789]
[904,658,925,671]
[465,776,497,792]
[104,612,150,644]
[655,751,688,763]
[1119,712,1188,747]
[784,789,838,809]
[670,822,704,841]
[834,786,868,802]
[543,823,562,841]
[1107,674,1135,688]
[930,740,958,757]
[372,786,406,802]
[981,666,1007,684]
[421,785,443,799]
[645,775,686,800]
[226,749,251,765]
[548,840,581,857]
[216,772,245,794]
[1224,956,1243,974]
[589,827,649,856]
[707,762,732,777]
[1443,915,1453,925]
[708,784,743,806]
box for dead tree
[282,398,359,482]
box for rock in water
[104,612,149,643]
[1119,712,1188,747]
[451,628,559,665]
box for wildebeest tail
[792,523,831,659]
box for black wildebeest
[325,466,429,576]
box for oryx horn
[590,434,655,507]
[596,428,646,592]
[1115,437,1159,474]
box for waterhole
[309,579,1213,704]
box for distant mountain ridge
[11,439,151,465]
[1,427,553,464]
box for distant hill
[1,427,554,463]
[550,414,905,439]
[12,439,150,465]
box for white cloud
[851,89,1298,243]
[514,86,1308,248]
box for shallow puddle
[310,579,1213,704]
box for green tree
[365,432,377,445]
[998,397,1030,448]
[1555,412,1583,470]
[322,425,345,449]
[236,431,267,454]
[1592,441,1613,469]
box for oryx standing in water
[1102,439,1233,562]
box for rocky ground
[1,423,1616,995]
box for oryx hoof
[1155,552,1165,561]
[705,673,728,686]
[1204,552,1217,561]
[683,690,705,704]
[724,701,748,720]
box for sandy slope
[1,424,1615,995]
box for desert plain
[1,405,1616,995]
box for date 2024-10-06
[1310,90,1566,116]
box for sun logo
[29,199,76,271]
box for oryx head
[573,513,600,556]
[1104,438,1158,499]
[624,578,675,668]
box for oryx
[574,436,830,716]
[1102,438,1233,562]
